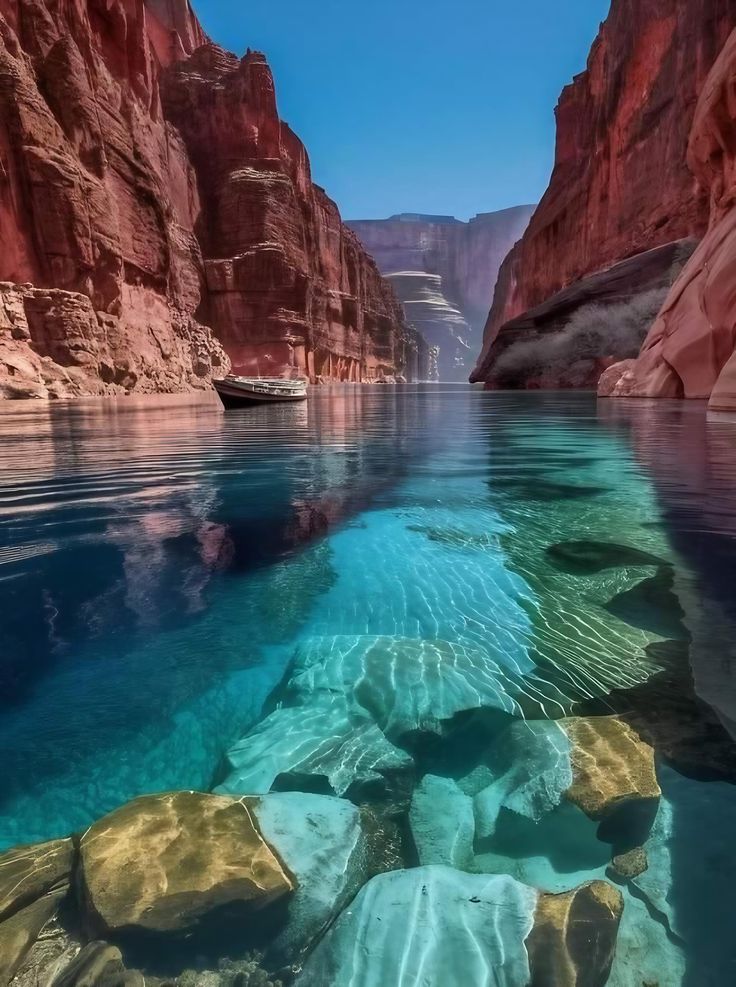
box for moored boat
[213,375,308,408]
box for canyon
[0,0,420,400]
[472,0,736,392]
[349,208,534,380]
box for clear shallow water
[1,386,736,984]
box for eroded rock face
[0,0,413,399]
[472,0,736,387]
[0,0,230,399]
[78,792,294,936]
[349,209,534,380]
[160,47,413,383]
[601,25,736,406]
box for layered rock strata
[0,0,414,399]
[473,241,695,388]
[601,25,736,407]
[472,0,736,388]
[350,209,534,380]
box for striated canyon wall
[349,208,534,380]
[472,0,736,389]
[600,25,736,409]
[0,0,415,399]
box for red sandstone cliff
[600,25,736,409]
[472,0,736,386]
[0,0,413,399]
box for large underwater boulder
[295,866,538,987]
[295,865,624,987]
[253,793,368,967]
[217,634,528,799]
[527,881,623,987]
[78,792,294,936]
[216,696,414,798]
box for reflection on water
[1,387,736,985]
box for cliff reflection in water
[598,398,736,741]
[0,387,437,846]
[1,388,736,986]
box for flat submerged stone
[79,792,294,936]
[295,866,538,987]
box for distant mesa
[349,207,535,381]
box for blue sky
[195,0,611,221]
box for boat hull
[214,379,308,408]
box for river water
[1,385,735,984]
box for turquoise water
[1,386,736,984]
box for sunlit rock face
[349,209,534,380]
[472,0,736,388]
[601,26,736,407]
[0,0,415,398]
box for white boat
[213,375,308,408]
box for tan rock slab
[563,716,661,847]
[527,880,624,987]
[0,890,65,986]
[0,838,73,923]
[79,791,295,935]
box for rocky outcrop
[473,241,695,388]
[0,0,413,399]
[349,209,534,380]
[0,0,230,399]
[472,0,736,387]
[161,47,413,383]
[601,25,736,407]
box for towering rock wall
[0,0,229,398]
[472,0,736,388]
[600,25,736,409]
[162,47,411,383]
[0,0,413,399]
[349,208,534,380]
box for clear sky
[194,0,611,221]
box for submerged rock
[218,634,527,799]
[295,866,538,987]
[564,717,660,850]
[0,837,74,984]
[286,636,523,739]
[216,697,413,798]
[52,942,127,987]
[78,792,294,936]
[252,793,368,967]
[609,848,648,880]
[0,838,74,922]
[0,892,67,985]
[409,775,476,870]
[526,881,623,987]
[545,541,668,576]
